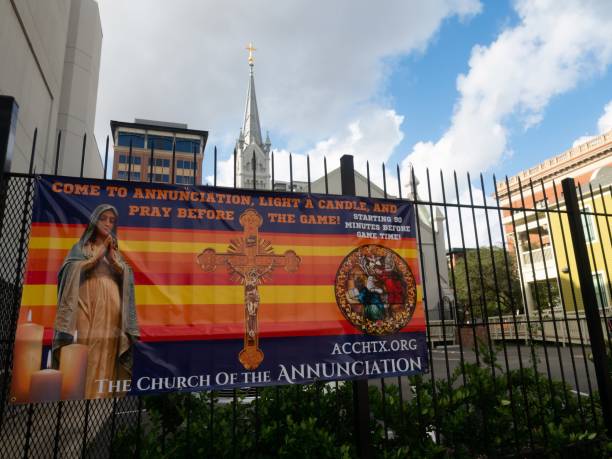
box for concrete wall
[57,0,102,178]
[0,0,102,177]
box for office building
[110,119,208,185]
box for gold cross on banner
[197,209,300,370]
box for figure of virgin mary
[52,204,139,399]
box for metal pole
[214,146,217,187]
[80,133,87,178]
[233,147,237,189]
[103,136,109,179]
[252,150,256,190]
[0,96,18,181]
[561,178,612,435]
[54,131,62,175]
[307,155,311,194]
[193,143,197,185]
[340,154,371,459]
[170,139,176,184]
[149,142,155,183]
[289,154,293,192]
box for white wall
[0,0,102,177]
[57,0,102,178]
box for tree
[451,246,523,322]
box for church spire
[242,42,263,147]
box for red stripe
[138,320,426,342]
[40,320,426,345]
[25,271,338,286]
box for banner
[10,176,427,403]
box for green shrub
[112,366,610,458]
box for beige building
[110,119,208,185]
[0,0,102,177]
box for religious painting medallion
[335,244,417,335]
[197,208,300,370]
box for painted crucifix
[197,208,300,370]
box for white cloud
[207,107,405,192]
[95,0,481,159]
[597,100,612,133]
[402,0,612,186]
[572,99,612,146]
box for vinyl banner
[10,176,427,403]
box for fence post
[0,96,18,182]
[340,154,371,458]
[561,178,612,435]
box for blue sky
[95,0,612,192]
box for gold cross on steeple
[246,42,256,66]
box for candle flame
[27,309,32,323]
[73,330,78,343]
[46,349,52,369]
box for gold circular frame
[334,244,417,335]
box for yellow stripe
[27,237,418,258]
[22,284,424,307]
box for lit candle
[10,310,44,403]
[29,351,62,403]
[59,331,88,400]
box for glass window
[176,175,194,185]
[581,206,597,242]
[119,154,141,164]
[593,273,609,309]
[118,133,145,148]
[117,171,128,179]
[151,158,171,167]
[175,138,199,153]
[132,172,141,180]
[148,135,174,151]
[177,160,193,170]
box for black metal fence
[0,130,611,458]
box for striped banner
[12,176,427,402]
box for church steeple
[242,43,263,147]
[236,43,271,190]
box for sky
[94,0,612,198]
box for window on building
[175,138,199,153]
[118,154,140,164]
[177,159,194,170]
[117,132,145,148]
[117,171,141,180]
[148,135,174,151]
[175,175,190,185]
[150,158,170,168]
[149,173,170,183]
[581,206,597,242]
[593,273,609,309]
